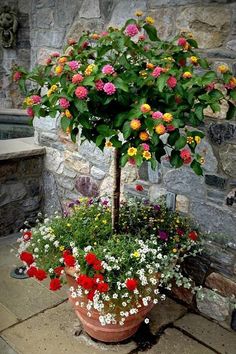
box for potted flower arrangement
[15,11,235,342]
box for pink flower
[180,149,191,164]
[59,98,70,109]
[72,73,84,84]
[101,31,108,37]
[178,37,187,47]
[26,107,34,118]
[166,125,176,132]
[95,79,104,91]
[128,158,136,165]
[103,82,116,95]
[167,76,177,89]
[31,95,41,104]
[102,64,115,75]
[125,24,139,37]
[46,58,52,65]
[152,111,163,119]
[139,34,146,41]
[152,66,163,78]
[68,61,80,70]
[141,143,150,151]
[75,86,88,99]
[51,52,60,57]
[13,71,22,81]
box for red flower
[87,289,96,301]
[188,231,198,241]
[77,274,94,290]
[176,228,184,236]
[63,250,71,257]
[135,184,144,192]
[63,254,76,267]
[178,37,187,47]
[93,260,103,271]
[20,251,34,266]
[180,149,192,164]
[97,282,109,293]
[178,58,186,67]
[85,253,97,265]
[54,266,64,276]
[35,269,47,281]
[167,76,177,89]
[27,266,37,277]
[23,231,32,242]
[94,274,104,283]
[126,278,138,291]
[50,278,62,291]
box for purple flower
[154,204,160,211]
[102,200,109,206]
[68,202,75,208]
[159,230,168,241]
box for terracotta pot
[65,269,153,343]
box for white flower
[144,318,149,324]
[49,268,54,274]
[34,248,39,253]
[122,302,127,307]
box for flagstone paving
[0,234,236,354]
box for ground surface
[0,234,236,354]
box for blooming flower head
[50,278,62,291]
[103,82,116,95]
[130,119,141,130]
[128,147,137,156]
[139,131,149,141]
[20,251,34,266]
[58,57,67,64]
[126,278,138,291]
[45,58,52,65]
[59,98,70,109]
[167,76,177,89]
[135,10,143,17]
[27,266,37,277]
[105,140,113,148]
[145,16,155,25]
[190,56,198,65]
[95,79,104,91]
[77,274,94,290]
[152,111,163,119]
[85,64,95,76]
[26,107,34,118]
[51,52,60,57]
[178,37,187,47]
[31,95,41,105]
[72,74,84,84]
[102,64,115,75]
[143,151,151,160]
[225,77,236,89]
[188,230,198,241]
[35,269,47,281]
[132,251,140,257]
[152,66,163,78]
[125,24,139,37]
[63,254,76,267]
[24,97,34,106]
[141,103,151,113]
[155,124,166,135]
[139,34,146,41]
[65,109,72,119]
[85,252,97,265]
[67,38,76,45]
[159,230,168,241]
[128,158,136,165]
[55,65,63,75]
[141,143,150,151]
[194,136,201,144]
[180,149,191,164]
[75,86,88,99]
[97,282,109,293]
[182,71,192,79]
[187,136,194,144]
[13,71,22,81]
[205,82,215,92]
[91,33,100,40]
[163,113,173,123]
[23,230,32,241]
[217,64,229,74]
[135,184,143,192]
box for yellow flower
[195,136,201,144]
[59,246,65,251]
[47,89,52,97]
[143,151,151,160]
[65,109,72,119]
[24,97,34,106]
[139,131,149,141]
[102,220,107,224]
[66,223,71,227]
[128,147,137,156]
[141,103,151,113]
[190,56,198,64]
[105,140,113,148]
[133,251,140,258]
[145,16,155,25]
[187,136,194,144]
[139,70,148,78]
[130,119,141,130]
[155,124,166,135]
[200,157,205,164]
[58,56,67,64]
[135,10,143,17]
[55,65,63,75]
[85,64,95,76]
[51,85,58,92]
[163,113,173,123]
[172,248,178,253]
[217,64,229,74]
[182,71,192,79]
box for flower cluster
[17,198,202,326]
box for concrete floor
[0,234,236,354]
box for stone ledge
[0,138,45,161]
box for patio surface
[0,234,236,354]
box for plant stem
[112,148,121,234]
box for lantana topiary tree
[14,12,236,233]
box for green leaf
[187,38,198,48]
[74,99,88,113]
[114,112,128,128]
[71,128,79,143]
[201,71,217,86]
[145,117,155,131]
[229,90,236,100]
[123,121,132,139]
[226,101,236,120]
[191,160,203,176]
[175,136,187,150]
[83,76,95,87]
[170,150,183,168]
[210,102,221,113]
[18,78,27,94]
[208,89,224,101]
[167,129,180,146]
[61,116,70,132]
[120,154,128,167]
[150,159,157,170]
[143,24,160,41]
[95,135,105,147]
[110,136,122,148]
[60,74,67,89]
[114,77,129,92]
[97,124,114,137]
[198,58,209,69]
[156,74,168,92]
[78,114,92,129]
[194,104,204,121]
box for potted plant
[15,11,235,342]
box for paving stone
[0,304,18,332]
[2,302,135,354]
[0,337,18,354]
[148,297,187,335]
[139,328,214,354]
[175,313,236,354]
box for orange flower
[146,63,154,70]
[65,109,72,119]
[217,64,229,74]
[163,113,173,123]
[182,71,192,79]
[58,57,67,64]
[141,104,151,113]
[143,151,151,160]
[139,131,149,141]
[55,65,63,75]
[130,119,141,130]
[155,124,166,135]
[105,140,113,148]
[91,33,100,40]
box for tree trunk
[112,148,121,234]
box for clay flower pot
[65,268,153,342]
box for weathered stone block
[42,171,62,216]
[57,176,75,191]
[205,272,236,297]
[109,0,147,27]
[67,18,104,42]
[196,288,229,322]
[64,152,90,175]
[149,186,167,202]
[172,285,194,305]
[183,255,210,285]
[20,196,41,212]
[208,123,236,146]
[204,99,229,120]
[0,183,27,207]
[205,175,227,190]
[175,194,189,213]
[18,157,43,177]
[36,30,65,48]
[44,147,64,174]
[91,166,106,180]
[195,139,218,173]
[148,8,177,40]
[36,8,53,28]
[75,176,99,197]
[79,0,100,18]
[34,116,60,133]
[219,144,236,177]
[78,140,111,171]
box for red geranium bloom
[126,278,138,291]
[188,231,198,241]
[27,266,37,277]
[77,274,94,290]
[93,260,103,271]
[85,253,97,265]
[135,184,144,192]
[35,269,47,281]
[50,278,62,291]
[97,282,109,293]
[54,266,64,276]
[63,254,76,267]
[20,251,34,266]
[23,231,32,242]
[87,289,96,301]
[63,250,71,257]
[94,274,104,283]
